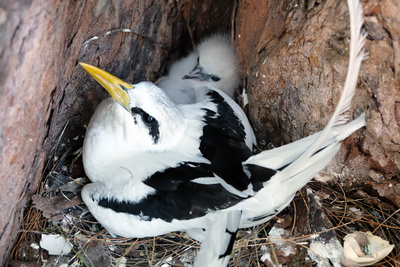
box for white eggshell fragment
[40,234,72,256]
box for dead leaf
[32,194,82,221]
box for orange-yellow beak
[80,62,132,110]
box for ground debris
[9,150,400,266]
[74,236,111,267]
[32,193,82,221]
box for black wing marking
[219,228,238,259]
[96,162,246,222]
[248,209,279,223]
[244,164,277,191]
[199,90,253,191]
[130,107,160,144]
[144,161,212,191]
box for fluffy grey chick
[158,34,240,104]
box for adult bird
[80,0,366,265]
[158,34,240,104]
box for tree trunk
[236,0,400,203]
[0,0,398,264]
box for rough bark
[235,0,400,204]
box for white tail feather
[244,113,365,171]
[277,0,366,181]
[194,210,241,267]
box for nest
[7,136,400,267]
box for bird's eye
[211,75,220,82]
[131,107,156,125]
[143,113,155,124]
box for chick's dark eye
[211,75,220,82]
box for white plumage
[158,34,240,104]
[80,0,366,265]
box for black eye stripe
[131,107,155,124]
[131,107,143,116]
[130,107,160,144]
